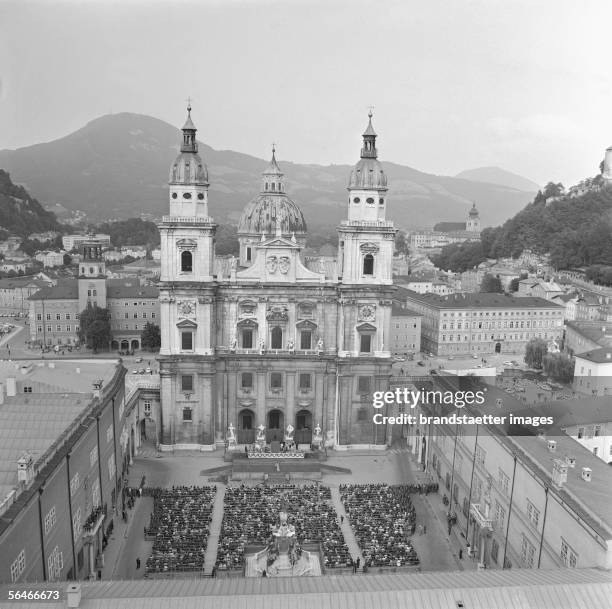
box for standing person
[136,557,141,569]
[356,557,361,570]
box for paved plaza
[99,443,472,581]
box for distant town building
[564,321,612,355]
[397,289,564,356]
[409,204,481,252]
[517,279,565,301]
[0,276,53,316]
[34,250,66,268]
[62,233,111,252]
[573,347,612,396]
[390,304,421,356]
[28,244,159,349]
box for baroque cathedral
[157,107,396,449]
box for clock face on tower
[178,300,196,319]
[359,305,375,321]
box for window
[90,446,98,468]
[23,386,32,393]
[70,472,80,496]
[44,506,57,535]
[363,254,374,275]
[181,331,193,350]
[46,313,51,320]
[246,247,252,262]
[241,372,253,389]
[72,507,82,541]
[142,312,147,319]
[125,313,129,319]
[270,372,282,389]
[358,376,371,393]
[491,539,499,563]
[181,375,193,392]
[521,535,535,568]
[182,407,193,422]
[11,549,26,583]
[271,326,283,349]
[594,425,601,437]
[593,447,599,457]
[475,445,486,467]
[299,373,311,390]
[56,313,61,320]
[66,325,71,332]
[494,501,506,529]
[561,539,578,567]
[37,313,42,321]
[65,314,71,320]
[181,250,193,272]
[133,313,138,319]
[56,325,61,332]
[300,330,312,350]
[108,454,116,480]
[360,334,372,353]
[242,328,253,349]
[498,468,510,495]
[143,400,152,416]
[151,313,156,319]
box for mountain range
[0,113,537,229]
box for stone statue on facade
[259,338,266,354]
[317,338,324,354]
[312,423,323,448]
[287,338,295,352]
[227,423,237,450]
[230,336,237,352]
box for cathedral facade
[157,108,396,449]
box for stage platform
[229,452,323,480]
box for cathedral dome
[238,194,307,235]
[347,111,388,192]
[238,149,307,236]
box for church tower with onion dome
[338,112,396,286]
[157,104,218,447]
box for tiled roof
[574,347,612,364]
[399,289,562,310]
[0,277,48,289]
[28,282,78,300]
[391,304,421,317]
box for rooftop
[565,321,612,347]
[574,347,612,364]
[0,360,120,506]
[391,303,422,317]
[1,568,610,609]
[399,289,562,310]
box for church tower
[158,105,217,449]
[338,112,396,285]
[466,203,480,232]
[77,241,107,312]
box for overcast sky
[1,0,610,186]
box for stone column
[286,371,296,430]
[256,370,266,428]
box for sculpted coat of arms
[266,256,278,274]
[279,256,290,274]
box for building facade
[398,291,564,356]
[390,305,421,356]
[157,108,395,449]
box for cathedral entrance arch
[295,409,312,444]
[111,340,119,351]
[237,409,255,444]
[266,409,284,442]
[131,339,140,351]
[495,342,501,354]
[120,340,129,351]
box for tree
[480,273,503,293]
[78,303,111,353]
[524,338,548,369]
[542,353,574,383]
[141,322,161,352]
[395,231,408,255]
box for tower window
[172,193,177,199]
[246,247,252,262]
[353,197,360,204]
[181,331,193,351]
[299,373,311,390]
[265,182,268,191]
[182,407,193,422]
[300,330,312,350]
[181,250,193,272]
[366,197,374,205]
[181,375,193,392]
[271,326,283,349]
[183,192,192,199]
[379,198,384,205]
[360,334,372,353]
[363,254,374,275]
[197,193,204,200]
[242,329,253,349]
[271,183,276,191]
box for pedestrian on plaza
[122,510,127,522]
[423,525,427,535]
[341,515,344,524]
[356,557,361,569]
[136,557,141,569]
[459,549,463,560]
[262,569,267,578]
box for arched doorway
[131,339,140,351]
[295,410,312,444]
[495,342,501,354]
[111,340,119,351]
[266,409,284,442]
[121,340,129,351]
[237,409,255,444]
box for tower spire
[361,110,377,159]
[181,101,197,153]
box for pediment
[296,319,318,330]
[177,239,197,249]
[258,237,300,249]
[176,318,198,329]
[356,322,377,332]
[237,318,259,328]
